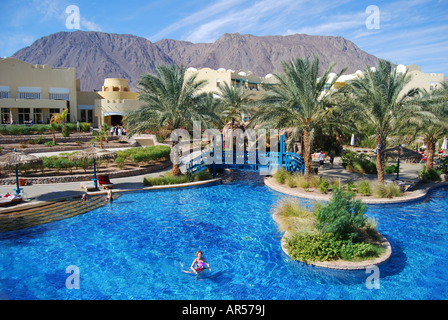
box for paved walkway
[0,155,424,210]
[315,157,422,183]
[0,168,171,205]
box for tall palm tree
[413,83,448,170]
[341,60,429,183]
[218,82,254,129]
[250,56,345,179]
[125,64,212,176]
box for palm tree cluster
[125,59,448,181]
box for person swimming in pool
[190,250,211,274]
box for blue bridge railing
[186,134,305,176]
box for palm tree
[50,108,69,144]
[92,124,111,149]
[413,83,448,170]
[218,82,254,129]
[250,56,345,179]
[341,60,429,183]
[125,64,212,176]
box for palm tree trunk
[303,129,311,180]
[376,137,385,184]
[426,140,435,171]
[52,130,56,145]
[171,141,181,176]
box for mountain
[12,31,175,91]
[13,31,379,91]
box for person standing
[319,151,326,169]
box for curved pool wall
[0,171,447,300]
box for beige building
[0,58,78,124]
[331,64,445,95]
[93,78,145,127]
[185,67,276,100]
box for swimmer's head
[195,250,203,257]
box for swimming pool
[0,171,447,300]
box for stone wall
[0,161,172,185]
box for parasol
[384,145,423,160]
[0,149,43,195]
[70,145,117,189]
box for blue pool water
[0,171,447,300]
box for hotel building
[1,57,445,128]
[0,58,77,125]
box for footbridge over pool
[186,134,305,176]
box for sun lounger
[80,182,99,192]
[98,175,114,189]
[0,195,23,207]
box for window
[18,92,41,99]
[49,108,60,121]
[18,108,31,124]
[49,88,69,100]
[34,108,43,124]
[18,87,42,99]
[430,81,439,91]
[80,110,93,123]
[1,108,10,124]
[49,93,70,100]
[0,86,10,99]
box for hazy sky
[1,0,447,75]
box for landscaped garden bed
[273,189,391,269]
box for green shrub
[193,170,211,181]
[385,164,399,174]
[33,136,45,145]
[116,145,171,164]
[315,189,368,238]
[273,168,289,184]
[45,141,56,147]
[357,180,371,195]
[79,122,91,132]
[419,166,441,181]
[342,150,377,174]
[286,175,297,188]
[114,156,126,169]
[372,182,401,198]
[318,177,330,194]
[345,180,356,192]
[143,172,190,186]
[286,232,381,262]
[309,175,321,188]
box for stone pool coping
[85,170,232,196]
[265,177,448,204]
[272,208,392,270]
[0,170,232,215]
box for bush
[286,175,297,188]
[143,172,190,186]
[33,136,45,145]
[116,145,171,164]
[286,232,380,262]
[45,141,56,147]
[372,182,401,198]
[357,180,371,195]
[419,166,441,181]
[385,164,399,174]
[342,150,377,174]
[273,169,289,184]
[114,156,126,169]
[315,189,368,238]
[318,177,330,194]
[193,170,212,181]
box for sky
[0,0,447,76]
